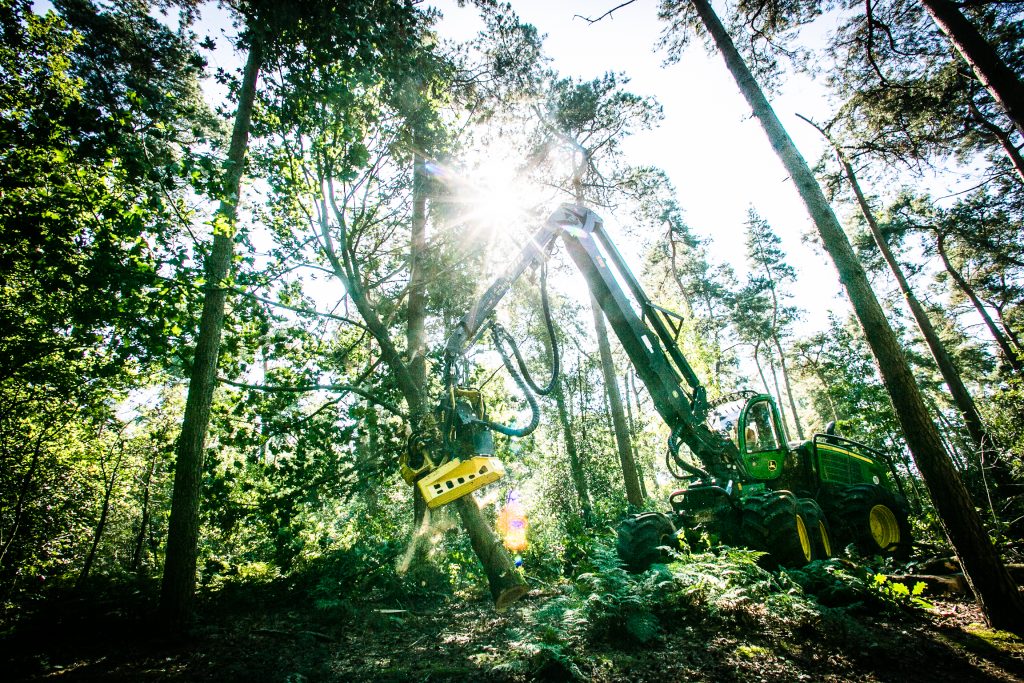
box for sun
[427,142,550,241]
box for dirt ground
[3,581,1024,682]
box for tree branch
[574,0,639,24]
[217,376,408,419]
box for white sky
[183,0,977,343]
[433,0,850,333]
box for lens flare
[497,489,528,554]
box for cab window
[744,400,780,453]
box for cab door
[738,395,787,481]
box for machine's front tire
[740,491,813,567]
[616,512,678,572]
[797,498,833,560]
[826,484,912,559]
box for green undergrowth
[483,542,936,679]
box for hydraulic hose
[441,260,561,439]
[666,425,710,480]
[522,263,560,395]
[470,322,542,437]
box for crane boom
[406,205,745,507]
[402,204,913,573]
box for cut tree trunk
[160,38,263,631]
[454,495,528,609]
[691,0,1024,633]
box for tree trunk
[0,431,46,574]
[773,336,804,439]
[766,353,790,441]
[407,151,430,529]
[969,101,1024,185]
[77,445,126,588]
[922,0,1024,140]
[996,305,1024,353]
[590,294,644,507]
[371,146,526,606]
[454,495,529,609]
[691,0,1024,632]
[752,340,771,395]
[160,39,262,631]
[544,324,594,523]
[132,449,158,573]
[667,224,696,318]
[623,370,649,499]
[554,378,595,523]
[936,233,1023,375]
[816,135,1013,489]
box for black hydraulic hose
[666,425,710,480]
[447,262,559,439]
[489,263,560,396]
[471,323,542,437]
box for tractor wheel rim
[819,520,832,557]
[869,504,900,550]
[796,515,811,562]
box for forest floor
[3,569,1024,682]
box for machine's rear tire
[826,484,912,559]
[616,512,678,572]
[740,491,813,567]
[797,498,832,560]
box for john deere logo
[768,460,777,472]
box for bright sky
[184,0,973,341]
[432,0,850,334]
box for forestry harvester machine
[400,205,912,569]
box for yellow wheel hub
[796,514,812,562]
[818,520,832,557]
[869,504,901,550]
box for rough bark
[922,0,1024,140]
[690,0,1024,632]
[937,233,1024,375]
[160,39,263,630]
[591,294,644,507]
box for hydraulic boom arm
[411,205,744,508]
